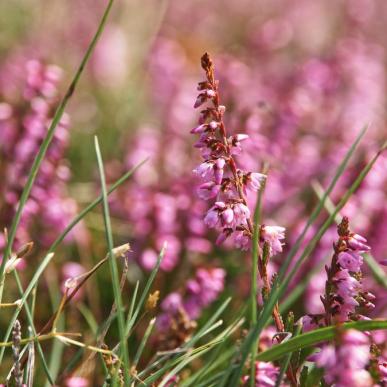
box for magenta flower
[337,251,363,272]
[157,267,225,330]
[242,361,280,386]
[314,330,372,387]
[261,226,286,256]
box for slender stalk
[250,167,267,387]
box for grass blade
[132,317,156,368]
[0,253,54,363]
[257,320,387,363]
[94,136,130,385]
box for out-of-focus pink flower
[65,376,89,387]
[242,361,280,386]
[157,267,225,330]
[261,226,286,256]
[314,330,371,387]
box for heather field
[0,1,387,386]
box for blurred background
[1,0,386,384]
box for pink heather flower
[222,207,234,225]
[245,172,267,192]
[242,361,279,386]
[337,251,363,272]
[197,181,220,200]
[193,158,225,185]
[261,226,286,256]
[140,248,158,270]
[302,315,323,333]
[204,205,222,228]
[229,134,249,154]
[315,330,371,387]
[378,361,387,383]
[232,203,251,226]
[347,234,371,252]
[61,262,86,301]
[234,231,251,251]
[157,268,225,330]
[65,377,89,387]
[161,292,183,313]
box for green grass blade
[0,0,116,301]
[127,280,139,324]
[94,136,130,385]
[124,246,165,337]
[13,272,54,385]
[0,252,54,363]
[132,317,156,368]
[275,322,302,387]
[250,167,267,387]
[257,320,387,363]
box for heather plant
[0,1,387,386]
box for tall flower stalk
[192,52,295,384]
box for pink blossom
[337,251,363,272]
[261,226,286,256]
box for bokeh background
[1,0,386,384]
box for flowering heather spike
[303,217,375,327]
[191,53,277,252]
[322,217,374,324]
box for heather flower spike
[191,53,285,254]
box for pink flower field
[0,1,386,386]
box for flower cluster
[321,217,374,324]
[303,218,375,330]
[192,53,285,254]
[0,59,77,249]
[156,267,225,331]
[314,329,372,387]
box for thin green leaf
[124,245,165,338]
[132,317,156,368]
[95,136,130,385]
[0,252,54,363]
[275,322,302,387]
[250,165,267,387]
[257,320,387,362]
